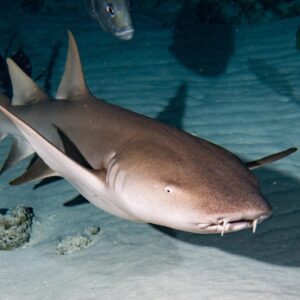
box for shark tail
[0,31,92,183]
[0,53,52,176]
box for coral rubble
[0,205,33,250]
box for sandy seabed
[0,3,300,299]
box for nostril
[216,218,225,224]
[243,201,272,221]
[254,206,272,220]
[259,198,272,216]
[258,213,271,222]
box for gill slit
[105,152,137,219]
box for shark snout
[197,198,272,235]
[224,199,272,223]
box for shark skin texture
[0,31,296,235]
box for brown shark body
[0,32,296,235]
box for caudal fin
[0,31,95,177]
[0,57,51,174]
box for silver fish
[86,0,134,40]
[0,32,296,235]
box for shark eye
[165,186,173,194]
[106,3,116,17]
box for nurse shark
[0,31,296,235]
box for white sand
[0,4,300,300]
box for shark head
[113,139,272,235]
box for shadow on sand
[156,82,187,128]
[248,58,299,104]
[170,1,234,76]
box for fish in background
[85,0,134,40]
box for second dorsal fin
[6,58,50,106]
[56,31,91,101]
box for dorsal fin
[6,58,50,106]
[56,31,91,101]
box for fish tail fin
[0,30,91,178]
[0,57,51,175]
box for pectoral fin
[246,147,297,170]
[10,157,58,185]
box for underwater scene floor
[0,4,300,300]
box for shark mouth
[197,214,270,236]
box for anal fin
[10,157,58,185]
